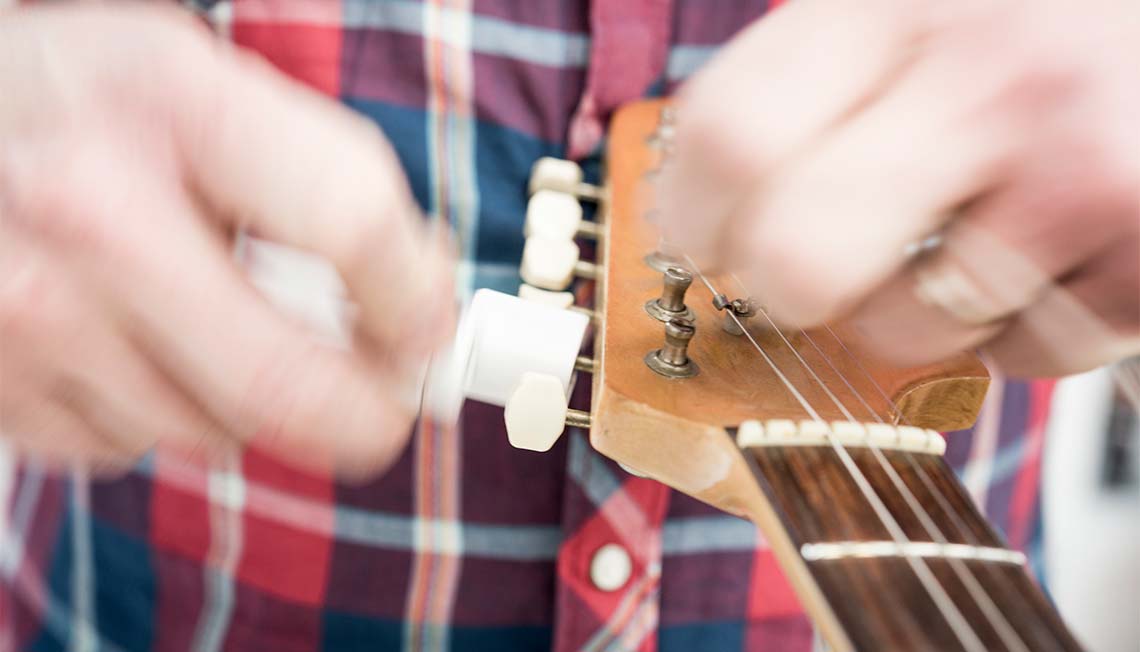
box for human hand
[659,0,1139,377]
[0,4,454,476]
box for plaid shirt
[1,1,1056,650]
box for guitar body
[587,99,1083,652]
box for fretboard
[742,443,1083,652]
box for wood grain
[749,447,1083,652]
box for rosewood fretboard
[745,445,1083,651]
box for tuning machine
[645,317,698,379]
[529,157,603,201]
[520,237,599,291]
[645,266,695,322]
[424,289,594,452]
[525,190,600,241]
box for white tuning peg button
[423,290,590,425]
[504,372,570,451]
[529,157,583,195]
[528,157,602,200]
[518,283,576,310]
[524,190,584,240]
[521,236,597,291]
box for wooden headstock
[429,97,1078,652]
[589,99,989,511]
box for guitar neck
[742,443,1082,652]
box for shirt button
[589,543,632,592]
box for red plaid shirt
[1,1,1054,650]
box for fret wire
[812,327,1031,652]
[724,273,1028,652]
[685,258,986,652]
[728,282,1027,652]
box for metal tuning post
[645,105,677,150]
[645,317,698,379]
[645,266,695,322]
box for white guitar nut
[518,283,576,310]
[524,190,584,241]
[520,236,581,291]
[504,372,570,452]
[528,157,584,195]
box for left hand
[658,0,1139,377]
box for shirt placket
[553,432,672,652]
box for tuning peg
[645,266,695,322]
[645,317,698,378]
[424,289,590,426]
[504,372,592,451]
[520,236,599,291]
[528,157,603,201]
[524,190,600,240]
[518,283,576,309]
[518,284,597,321]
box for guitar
[426,99,1084,652]
[243,98,1085,652]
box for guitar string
[683,257,987,652]
[818,323,1066,647]
[723,276,1029,652]
[743,290,1028,652]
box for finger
[68,327,234,462]
[0,389,131,471]
[846,175,1127,366]
[659,0,925,261]
[985,236,1140,377]
[177,43,454,358]
[728,42,1040,328]
[113,193,419,477]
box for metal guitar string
[729,278,1028,652]
[683,257,987,652]
[726,276,1029,651]
[816,324,1059,649]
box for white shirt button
[589,543,632,592]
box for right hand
[0,4,454,477]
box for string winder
[241,99,1085,652]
